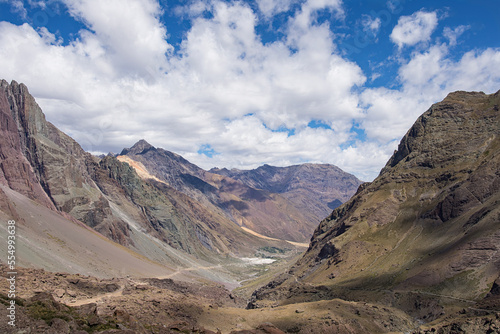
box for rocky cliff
[0,80,126,233]
[249,90,500,327]
[0,80,57,212]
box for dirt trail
[64,284,126,307]
[158,264,223,279]
[62,265,226,307]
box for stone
[53,289,65,298]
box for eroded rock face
[250,90,500,322]
[0,80,139,248]
[0,80,55,210]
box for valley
[0,80,499,333]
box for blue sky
[0,0,499,180]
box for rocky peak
[210,162,363,227]
[382,90,499,173]
[1,80,50,159]
[120,139,156,155]
[211,163,361,198]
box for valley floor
[1,265,499,334]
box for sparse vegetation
[27,300,72,324]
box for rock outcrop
[0,80,123,235]
[0,80,56,211]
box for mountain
[2,80,499,333]
[118,144,362,243]
[248,90,500,330]
[0,80,64,212]
[0,80,174,278]
[6,78,498,333]
[210,163,363,223]
[0,80,295,284]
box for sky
[0,0,499,181]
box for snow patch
[240,257,276,265]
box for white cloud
[289,0,343,32]
[399,45,500,96]
[256,0,296,18]
[1,0,28,18]
[362,15,381,36]
[443,25,469,46]
[0,0,368,172]
[390,10,438,49]
[360,44,500,158]
[1,0,499,182]
[451,49,500,91]
[398,44,448,89]
[62,0,171,78]
[360,87,427,144]
[334,141,396,181]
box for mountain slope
[210,163,363,223]
[0,184,173,278]
[0,80,57,211]
[120,143,361,242]
[249,90,500,323]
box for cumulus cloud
[399,45,500,96]
[0,0,369,171]
[390,10,438,49]
[289,0,343,32]
[63,0,171,78]
[256,0,297,18]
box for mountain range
[0,80,499,333]
[0,79,361,282]
[118,142,362,243]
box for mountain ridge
[0,79,301,283]
[248,89,500,329]
[0,79,361,284]
[210,163,363,219]
[119,141,362,242]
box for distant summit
[120,142,362,242]
[120,139,156,156]
[210,163,363,218]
